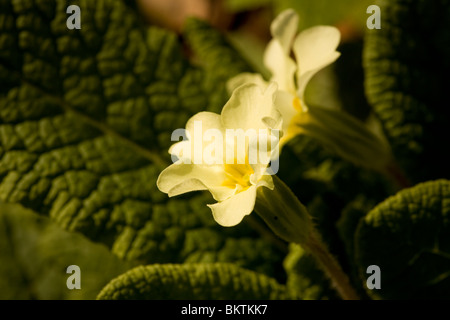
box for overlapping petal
[226,73,268,95]
[185,111,224,139]
[168,112,224,164]
[293,26,341,99]
[263,9,299,94]
[208,185,257,226]
[273,90,297,138]
[157,163,236,201]
[263,40,297,94]
[221,82,281,132]
[270,9,299,54]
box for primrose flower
[229,9,340,145]
[229,9,392,170]
[157,83,282,227]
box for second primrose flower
[229,9,392,170]
[228,9,341,145]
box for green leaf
[364,0,450,183]
[225,0,272,12]
[283,244,337,300]
[183,18,253,113]
[355,180,450,299]
[0,202,132,299]
[337,195,377,268]
[224,0,374,30]
[336,195,378,299]
[0,0,283,277]
[274,0,374,30]
[97,263,293,300]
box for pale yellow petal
[157,163,234,201]
[264,39,297,93]
[249,167,274,189]
[221,82,280,132]
[208,186,257,227]
[226,73,268,95]
[185,111,224,138]
[270,9,299,55]
[293,26,341,99]
[273,90,297,134]
[263,9,299,94]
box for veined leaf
[0,0,283,277]
[355,180,450,299]
[97,263,293,300]
[364,0,450,183]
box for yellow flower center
[222,160,254,191]
[293,97,303,112]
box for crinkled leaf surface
[97,263,292,300]
[183,18,253,113]
[0,0,283,279]
[0,203,131,299]
[364,0,450,183]
[355,180,450,299]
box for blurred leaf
[333,41,372,121]
[336,195,377,298]
[225,0,272,12]
[364,0,450,183]
[274,0,374,30]
[337,195,376,267]
[183,18,253,112]
[123,0,138,11]
[0,0,283,278]
[0,203,131,299]
[304,66,342,113]
[226,31,271,79]
[355,180,450,299]
[283,243,337,300]
[225,0,373,30]
[97,263,293,299]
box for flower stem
[303,229,360,300]
[255,175,360,300]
